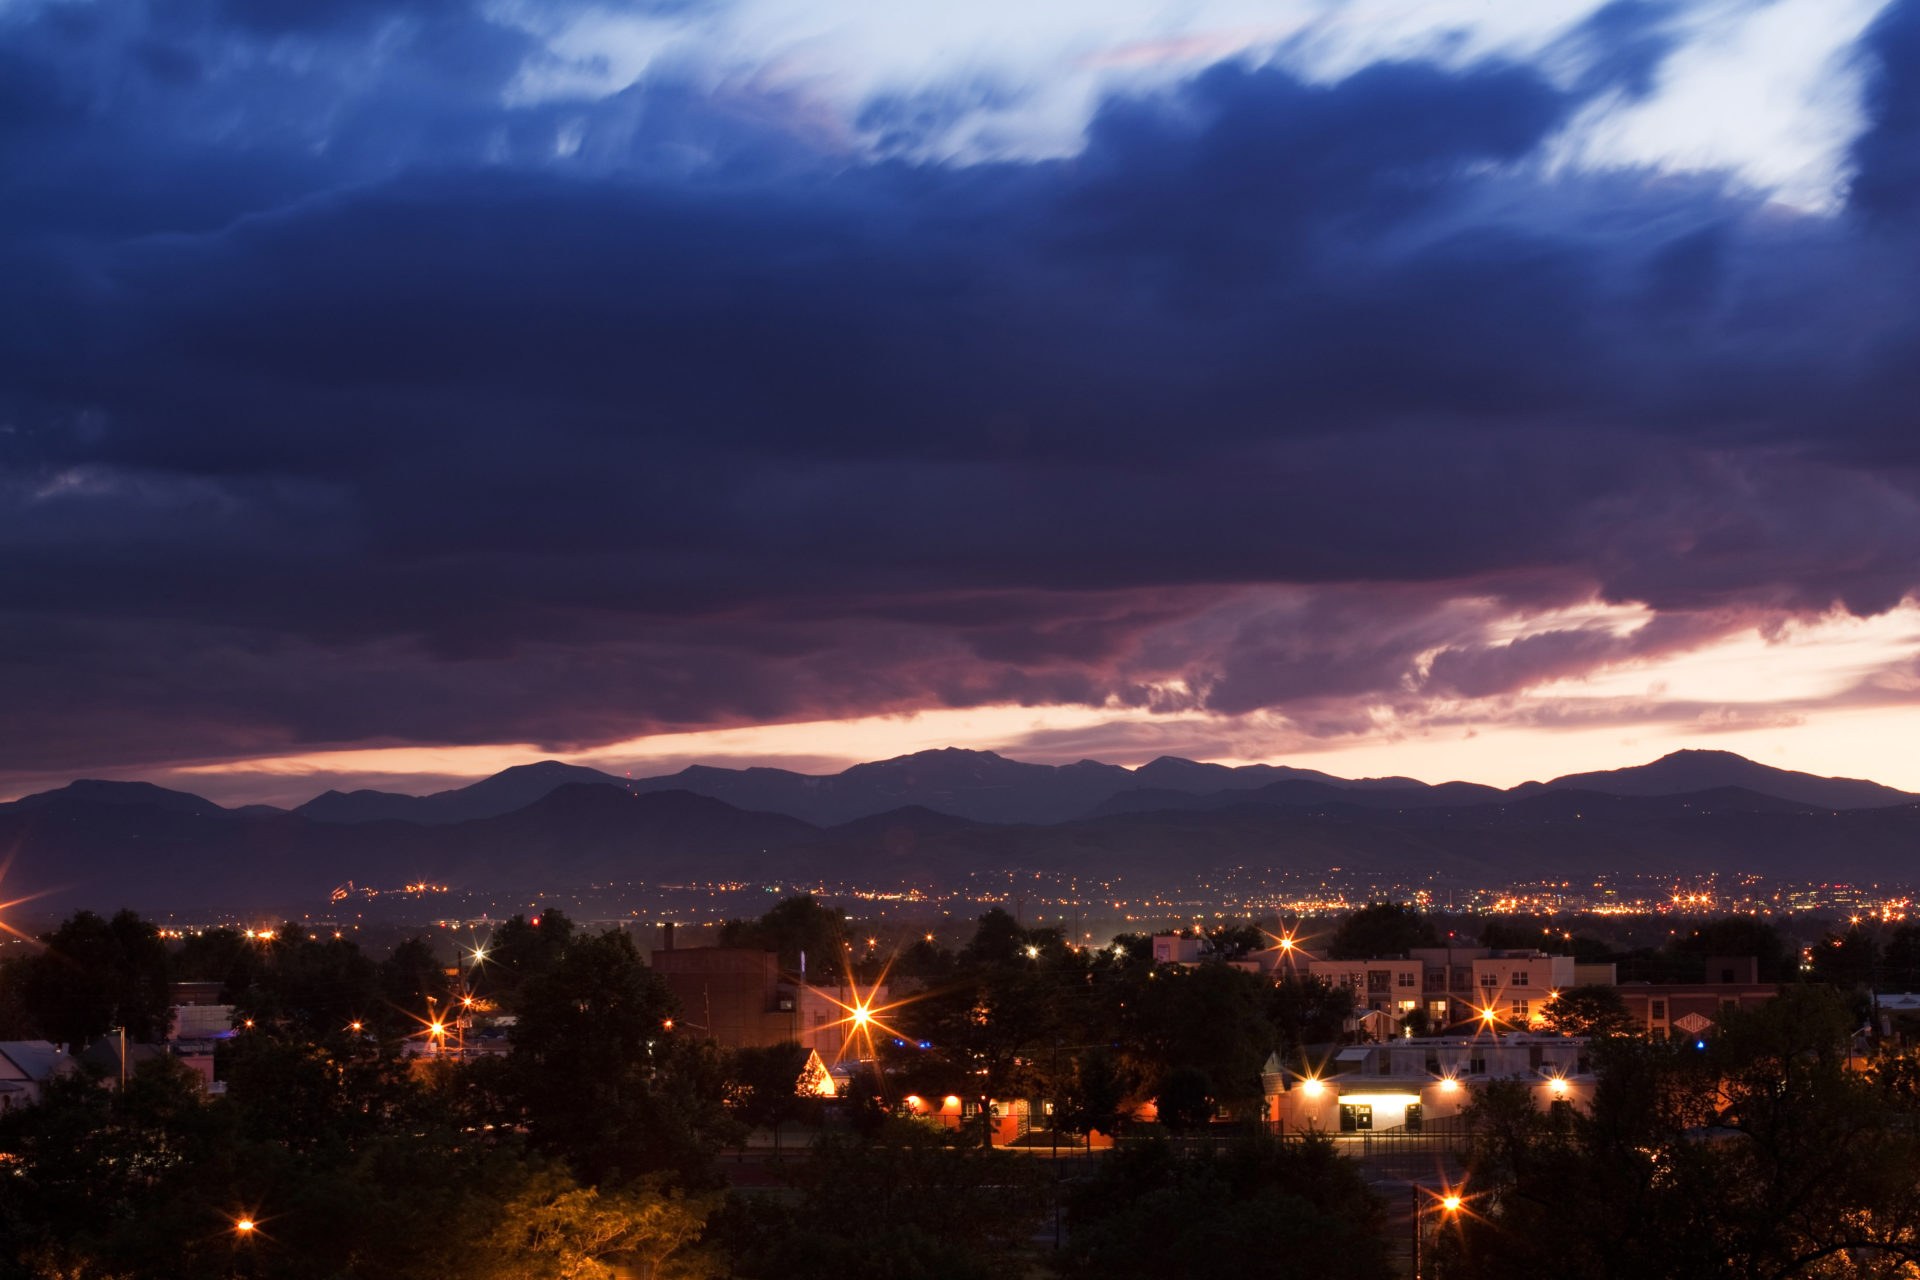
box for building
[1313,948,1578,1036]
[1151,935,1207,965]
[1309,958,1425,1022]
[1268,1033,1594,1132]
[649,946,890,1061]
[0,1041,75,1111]
[1615,956,1777,1039]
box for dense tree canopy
[1326,902,1439,960]
[1438,987,1920,1280]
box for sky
[9,0,1920,806]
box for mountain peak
[8,779,228,818]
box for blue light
[1695,1040,1706,1050]
[918,1041,932,1050]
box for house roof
[0,1041,70,1083]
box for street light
[235,1218,256,1236]
[1442,1195,1461,1213]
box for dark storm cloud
[7,0,1920,776]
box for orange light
[1279,937,1293,951]
[349,1021,362,1032]
[943,1095,961,1109]
[1300,1077,1325,1097]
[851,1004,871,1027]
[663,1018,674,1031]
[1481,1008,1497,1023]
[1442,1196,1462,1213]
[236,1219,256,1233]
[430,1021,445,1036]
[1549,1078,1569,1096]
[904,1094,922,1108]
[1439,1078,1460,1093]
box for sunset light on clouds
[9,0,1920,803]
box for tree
[1154,1065,1216,1131]
[719,896,846,974]
[730,1042,817,1155]
[487,910,578,1002]
[1327,902,1438,960]
[714,1121,1046,1280]
[1096,960,1276,1122]
[1061,1132,1393,1280]
[20,909,171,1048]
[1542,985,1635,1038]
[1809,927,1879,990]
[1207,922,1264,960]
[378,934,451,1024]
[510,928,683,1183]
[1268,974,1357,1050]
[483,1168,721,1280]
[232,926,382,1041]
[1057,1047,1130,1138]
[1668,917,1793,982]
[1885,924,1920,991]
[1436,987,1920,1280]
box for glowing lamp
[235,1219,256,1234]
[1439,1078,1460,1093]
[851,1005,871,1027]
[1300,1077,1325,1097]
[1549,1078,1569,1096]
[1441,1196,1462,1213]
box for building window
[1512,1000,1529,1022]
[1468,1057,1486,1075]
[1511,972,1530,986]
[1650,1000,1666,1020]
[1480,972,1498,988]
[1368,970,1391,993]
[1398,971,1417,988]
[1399,999,1417,1011]
[1429,1000,1449,1021]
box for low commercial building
[1267,1033,1594,1132]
